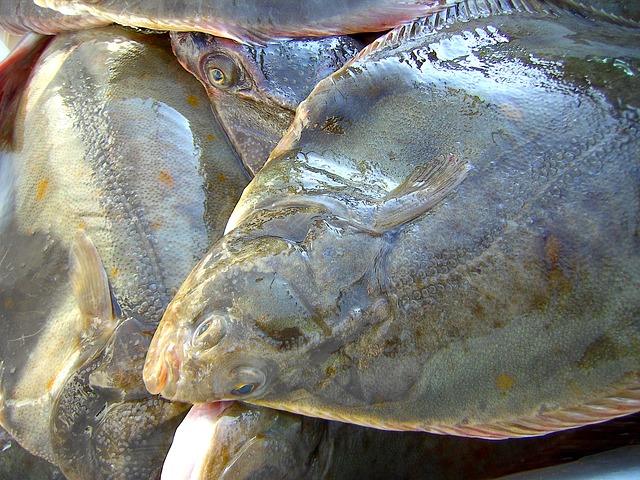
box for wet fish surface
[145,0,640,439]
[0,25,247,479]
[171,32,364,175]
[0,0,108,35]
[34,0,453,44]
[163,403,640,479]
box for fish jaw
[161,402,234,480]
[143,308,185,398]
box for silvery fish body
[0,0,107,35]
[145,0,640,439]
[0,26,247,479]
[34,0,452,44]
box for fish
[34,0,453,44]
[0,0,108,35]
[144,0,640,439]
[0,25,248,479]
[162,403,640,479]
[497,446,640,479]
[0,427,64,480]
[170,32,364,176]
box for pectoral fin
[88,320,150,401]
[0,34,50,148]
[373,153,471,232]
[69,231,118,343]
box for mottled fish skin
[171,32,364,176]
[0,26,247,479]
[0,0,108,35]
[34,0,453,44]
[0,426,64,480]
[145,0,640,439]
[164,403,640,480]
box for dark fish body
[164,403,640,480]
[171,32,364,176]
[0,26,247,478]
[35,0,452,44]
[0,0,108,34]
[145,0,640,439]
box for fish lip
[143,327,184,396]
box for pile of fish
[0,0,638,479]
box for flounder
[145,0,640,439]
[171,32,364,176]
[163,403,640,479]
[0,25,247,478]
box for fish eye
[191,315,225,347]
[230,383,255,396]
[203,53,242,89]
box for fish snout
[143,325,184,397]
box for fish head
[162,402,324,480]
[143,228,332,404]
[170,32,362,174]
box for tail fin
[0,33,51,148]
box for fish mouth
[161,401,235,480]
[143,323,184,398]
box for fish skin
[0,0,109,35]
[0,426,64,479]
[171,32,364,176]
[0,26,247,479]
[34,0,453,44]
[144,0,640,438]
[163,403,640,480]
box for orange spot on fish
[499,103,523,121]
[545,235,561,270]
[150,220,163,230]
[186,95,199,107]
[158,170,174,188]
[35,179,49,201]
[3,297,14,310]
[110,267,120,278]
[206,133,216,142]
[496,373,515,393]
[217,173,226,183]
[78,221,87,230]
[46,375,56,392]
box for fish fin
[347,0,551,67]
[425,379,640,439]
[372,153,471,232]
[0,33,50,148]
[69,231,117,333]
[552,0,640,28]
[88,320,150,401]
[264,376,640,440]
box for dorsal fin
[349,0,551,65]
[0,33,50,149]
[553,0,640,28]
[349,0,638,69]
